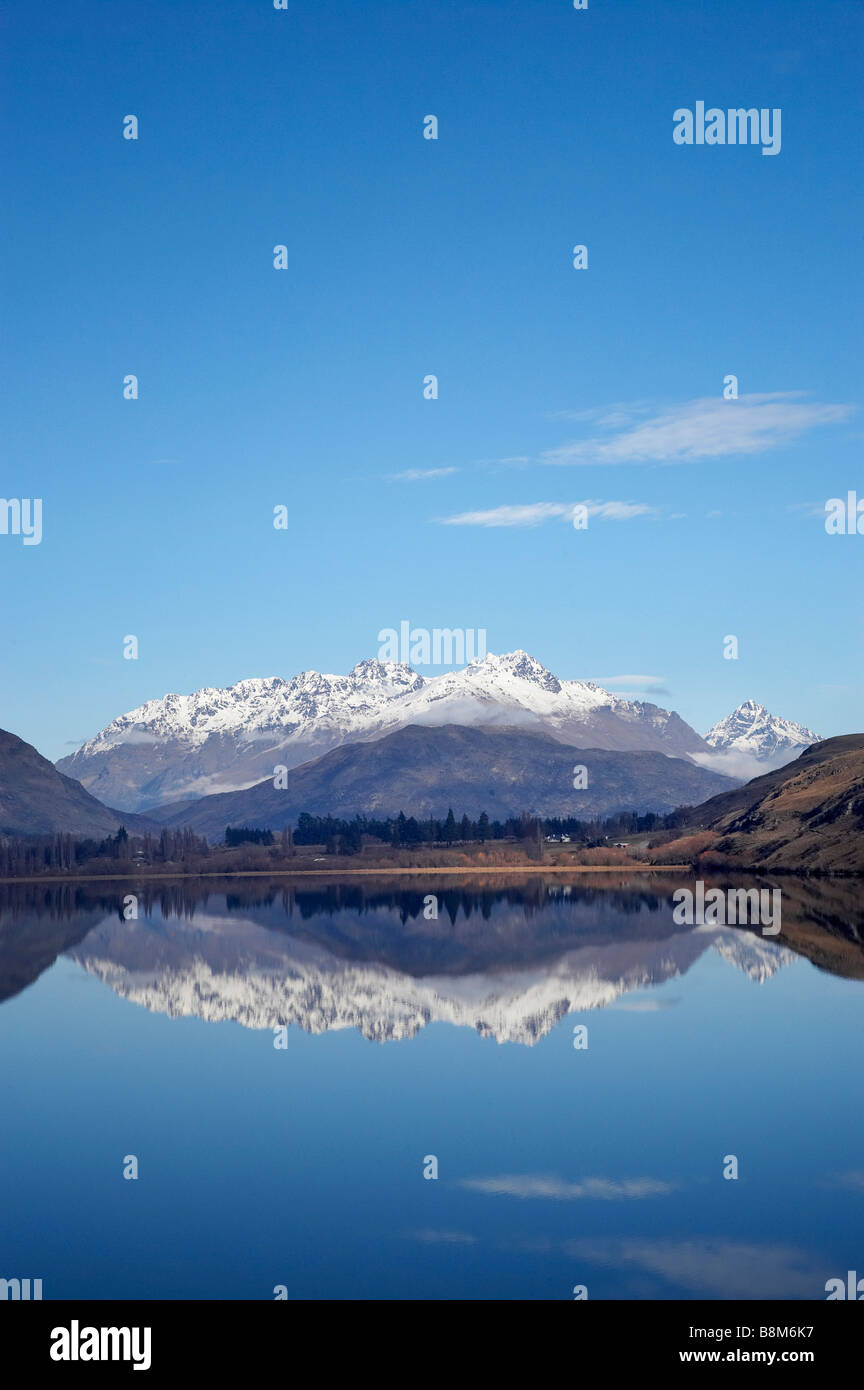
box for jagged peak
[468,650,562,692]
[348,658,421,683]
[705,701,820,759]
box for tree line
[0,826,211,878]
[225,826,274,846]
[0,804,692,878]
[290,806,690,855]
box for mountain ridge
[56,650,717,812]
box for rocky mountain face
[147,722,736,840]
[0,728,156,838]
[705,700,820,767]
[56,651,714,812]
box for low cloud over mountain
[57,650,717,812]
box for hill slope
[0,728,156,838]
[149,722,737,840]
[679,735,864,870]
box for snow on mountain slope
[68,653,614,750]
[705,701,820,766]
[57,650,713,811]
[79,660,425,748]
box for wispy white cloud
[690,748,765,781]
[788,500,832,519]
[407,1231,822,1299]
[435,500,656,528]
[389,466,459,481]
[547,401,653,429]
[108,729,161,746]
[562,1237,818,1299]
[411,1229,478,1244]
[460,1173,673,1201]
[592,675,667,689]
[690,747,787,781]
[542,393,853,467]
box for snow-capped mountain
[57,650,713,811]
[705,701,820,767]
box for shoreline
[0,864,693,884]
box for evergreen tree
[404,816,422,844]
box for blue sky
[2,0,862,762]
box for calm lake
[1,873,862,1301]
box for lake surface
[1,873,862,1301]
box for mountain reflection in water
[2,872,864,1301]
[2,874,862,1044]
